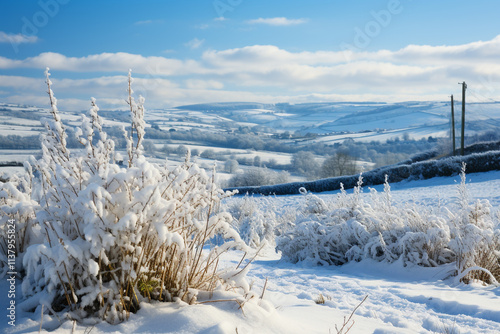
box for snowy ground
[318,169,500,208]
[1,171,500,333]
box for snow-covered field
[4,101,500,143]
[2,171,499,334]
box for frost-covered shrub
[277,176,453,266]
[226,195,278,248]
[450,164,500,285]
[0,162,41,276]
[276,169,499,285]
[226,167,290,187]
[1,69,247,324]
[223,191,303,249]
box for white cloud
[246,17,308,26]
[198,36,500,96]
[0,52,206,76]
[0,75,44,90]
[0,31,38,44]
[3,35,500,108]
[185,38,205,50]
[185,79,224,90]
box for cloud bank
[1,35,500,110]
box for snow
[2,171,499,333]
[363,170,500,208]
[4,100,500,144]
[3,252,499,333]
[0,126,41,137]
[246,255,500,333]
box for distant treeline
[0,135,40,149]
[139,127,500,168]
[0,128,128,150]
[0,108,45,121]
[3,122,500,173]
[144,127,439,164]
[0,161,23,167]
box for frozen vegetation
[0,70,256,327]
[0,72,499,333]
[228,168,500,285]
[2,167,500,333]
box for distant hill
[173,101,500,143]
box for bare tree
[200,149,216,159]
[320,152,358,178]
[253,155,262,167]
[224,159,239,173]
[176,144,188,156]
[292,151,320,178]
[142,140,156,155]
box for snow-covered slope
[4,101,500,143]
[176,101,500,142]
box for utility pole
[459,81,467,156]
[450,94,456,156]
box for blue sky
[1,0,500,110]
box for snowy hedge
[228,150,500,196]
[0,70,248,324]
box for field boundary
[227,149,500,195]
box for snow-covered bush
[450,164,500,285]
[1,69,247,324]
[226,195,279,248]
[277,176,452,266]
[274,169,499,285]
[226,167,290,187]
[223,190,304,250]
[0,161,41,276]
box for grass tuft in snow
[439,320,461,334]
[314,293,331,304]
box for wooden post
[451,95,456,156]
[459,81,467,156]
